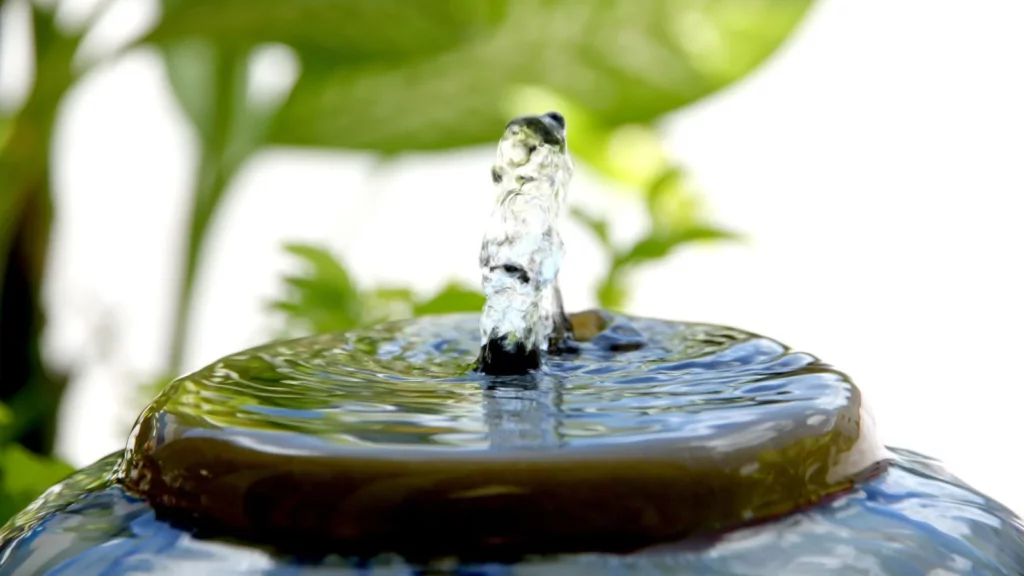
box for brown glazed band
[118,384,886,561]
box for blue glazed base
[2,449,1022,575]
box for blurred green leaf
[272,244,361,333]
[0,116,11,151]
[646,168,702,232]
[597,277,628,311]
[570,207,612,249]
[269,0,811,151]
[283,245,358,298]
[162,40,223,146]
[617,226,737,269]
[0,402,11,427]
[367,288,416,302]
[150,0,505,62]
[596,223,737,311]
[414,283,485,316]
[161,42,269,166]
[362,287,416,325]
[273,244,485,335]
[0,443,74,523]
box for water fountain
[2,114,1022,575]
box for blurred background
[1,0,1022,524]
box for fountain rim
[113,311,888,560]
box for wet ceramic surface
[2,313,1021,574]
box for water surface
[2,313,1022,574]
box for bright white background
[3,1,1022,513]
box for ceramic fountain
[2,113,1022,575]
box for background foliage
[0,0,812,524]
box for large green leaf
[150,0,506,61]
[269,0,813,152]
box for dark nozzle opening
[476,336,540,376]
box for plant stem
[167,151,231,373]
[167,49,245,374]
[0,5,80,453]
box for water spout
[477,112,574,375]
